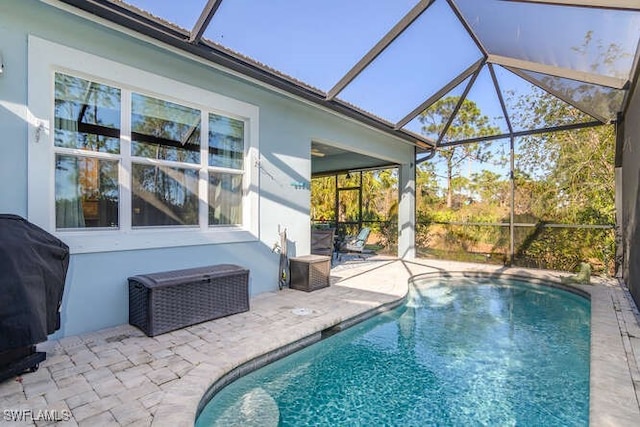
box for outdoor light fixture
[310,147,325,157]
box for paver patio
[0,257,639,426]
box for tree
[311,168,398,226]
[372,169,398,219]
[506,32,618,225]
[469,170,509,207]
[416,161,440,211]
[419,96,500,208]
[506,85,615,273]
[509,87,615,225]
[310,175,335,221]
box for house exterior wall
[0,0,415,337]
[622,78,640,307]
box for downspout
[416,147,437,164]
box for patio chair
[338,227,371,261]
[311,227,335,258]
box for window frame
[28,36,260,254]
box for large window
[53,73,247,230]
[29,37,259,253]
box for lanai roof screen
[67,0,640,147]
[203,0,419,93]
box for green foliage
[310,176,336,221]
[514,227,615,275]
[311,82,615,275]
[311,169,399,252]
[419,96,500,208]
[414,88,615,275]
[379,219,398,251]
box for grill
[0,215,69,382]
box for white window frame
[28,36,259,254]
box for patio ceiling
[53,0,640,154]
[311,141,398,176]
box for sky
[122,0,639,142]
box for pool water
[196,277,590,426]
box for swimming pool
[196,276,590,426]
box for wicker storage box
[128,264,249,336]
[289,255,331,292]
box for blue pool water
[196,277,590,426]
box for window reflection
[54,73,121,153]
[209,114,244,169]
[131,93,201,164]
[52,74,249,231]
[208,172,242,225]
[55,155,119,229]
[131,164,199,226]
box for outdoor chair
[311,228,335,258]
[338,227,371,261]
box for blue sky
[126,0,496,128]
[123,0,639,140]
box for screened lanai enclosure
[48,1,640,304]
[311,125,616,275]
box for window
[55,155,119,229]
[54,74,121,229]
[130,93,202,227]
[29,37,259,253]
[208,113,244,225]
[53,73,249,230]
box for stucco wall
[0,0,414,337]
[622,77,640,306]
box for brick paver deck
[1,258,638,426]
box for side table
[289,255,331,292]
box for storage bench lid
[289,255,331,263]
[128,264,248,289]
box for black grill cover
[0,215,69,352]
